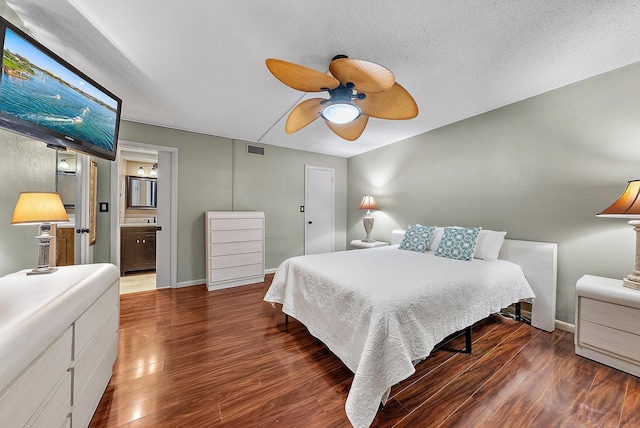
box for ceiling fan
[265,55,418,141]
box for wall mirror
[56,151,76,209]
[127,175,157,209]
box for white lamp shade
[358,195,378,211]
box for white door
[305,165,334,255]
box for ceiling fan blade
[357,82,418,120]
[285,98,324,133]
[325,115,369,141]
[329,58,395,94]
[266,58,340,92]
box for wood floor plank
[393,323,536,427]
[89,278,640,428]
[574,365,629,427]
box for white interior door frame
[74,153,90,264]
[110,140,178,288]
[304,165,335,255]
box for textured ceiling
[5,1,640,158]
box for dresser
[205,211,265,291]
[0,263,120,428]
[575,274,640,376]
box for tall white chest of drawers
[205,211,265,291]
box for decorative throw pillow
[399,224,436,253]
[435,226,481,261]
[474,230,507,261]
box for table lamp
[358,195,378,243]
[597,179,640,290]
[11,192,69,275]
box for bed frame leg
[515,302,521,322]
[465,326,472,354]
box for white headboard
[390,229,558,332]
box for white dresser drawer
[580,297,640,335]
[29,371,71,428]
[210,218,263,231]
[209,263,263,282]
[0,327,72,427]
[73,333,118,428]
[209,240,263,257]
[209,228,262,244]
[579,319,640,364]
[75,282,119,360]
[211,252,263,269]
[73,307,119,403]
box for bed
[264,227,557,428]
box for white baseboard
[265,268,277,275]
[555,319,575,333]
[177,278,205,288]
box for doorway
[304,165,335,255]
[110,141,178,292]
[54,151,98,266]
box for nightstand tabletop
[350,240,389,250]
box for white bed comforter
[263,245,535,428]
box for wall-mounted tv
[0,16,122,161]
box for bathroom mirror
[127,176,157,209]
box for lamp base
[362,216,374,243]
[623,272,640,290]
[27,267,58,276]
[624,220,640,291]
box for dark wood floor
[90,275,640,427]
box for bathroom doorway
[110,141,178,293]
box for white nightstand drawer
[580,297,640,335]
[579,320,640,364]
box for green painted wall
[232,140,348,268]
[347,61,640,324]
[0,132,57,275]
[119,122,348,283]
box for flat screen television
[0,16,122,161]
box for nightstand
[575,274,640,376]
[349,240,389,250]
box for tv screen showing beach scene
[0,19,121,160]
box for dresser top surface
[0,263,119,391]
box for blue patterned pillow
[399,224,436,253]
[435,227,481,261]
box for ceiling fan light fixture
[321,103,361,124]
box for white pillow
[474,230,507,261]
[427,227,444,251]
